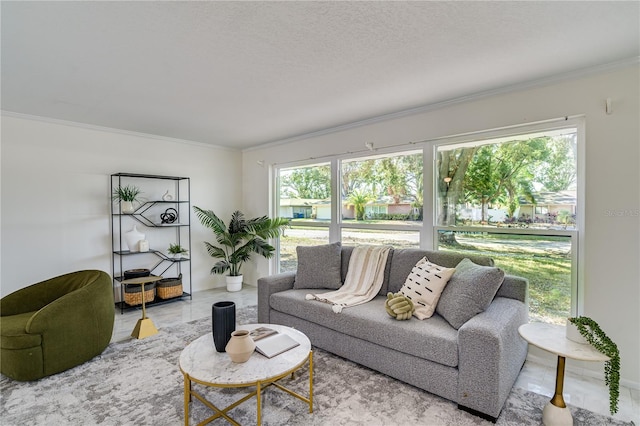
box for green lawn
[440,233,571,324]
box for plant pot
[121,201,135,214]
[226,275,243,292]
[225,329,255,363]
[566,321,588,344]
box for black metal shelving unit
[110,173,192,314]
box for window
[273,118,582,324]
[341,151,423,224]
[434,125,580,323]
[277,163,331,272]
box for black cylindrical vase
[212,301,236,352]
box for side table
[121,275,164,339]
[518,322,609,426]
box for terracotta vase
[225,330,255,363]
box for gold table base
[121,276,163,339]
[132,317,158,339]
[183,350,313,426]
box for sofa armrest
[257,271,296,323]
[495,274,528,304]
[457,297,529,419]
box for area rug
[0,306,631,426]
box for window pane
[341,228,419,249]
[279,163,331,223]
[436,130,577,230]
[437,230,571,324]
[341,151,423,225]
[279,226,329,272]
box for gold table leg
[184,350,314,425]
[131,281,158,339]
[542,355,572,425]
[184,374,191,426]
[550,355,567,408]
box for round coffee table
[518,322,609,426]
[179,323,313,425]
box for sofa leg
[458,404,498,423]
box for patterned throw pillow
[399,257,456,320]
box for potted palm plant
[193,207,290,292]
[112,185,142,214]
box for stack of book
[250,326,300,358]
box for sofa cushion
[270,290,460,367]
[399,258,456,320]
[294,242,342,289]
[436,258,505,329]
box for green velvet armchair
[1,270,115,381]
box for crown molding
[0,110,238,152]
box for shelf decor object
[110,173,192,314]
[124,225,145,252]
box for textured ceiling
[2,1,639,149]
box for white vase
[121,200,135,214]
[225,330,255,363]
[566,321,588,344]
[226,275,243,292]
[124,225,145,252]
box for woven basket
[124,282,156,306]
[156,274,183,299]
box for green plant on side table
[167,243,188,259]
[193,207,289,291]
[112,185,143,214]
[568,316,620,414]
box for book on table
[254,333,300,358]
[249,326,278,341]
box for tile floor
[112,286,639,424]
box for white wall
[1,114,243,297]
[242,65,640,386]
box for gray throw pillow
[436,258,505,329]
[293,242,343,290]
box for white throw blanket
[306,245,392,313]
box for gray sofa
[258,246,529,421]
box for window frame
[271,116,585,317]
[428,117,584,316]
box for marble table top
[179,323,311,386]
[519,323,609,362]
